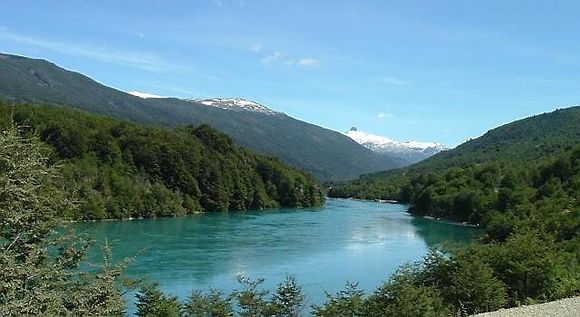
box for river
[76,198,480,313]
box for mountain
[193,97,281,115]
[344,127,446,165]
[128,91,166,99]
[329,106,580,205]
[405,105,580,172]
[0,53,403,180]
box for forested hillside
[330,106,580,223]
[0,100,324,220]
[0,53,402,180]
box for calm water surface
[76,198,480,313]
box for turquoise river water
[76,198,480,314]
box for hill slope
[409,106,580,171]
[0,53,401,180]
[354,106,580,183]
[1,101,325,219]
[330,106,580,223]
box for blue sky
[1,0,579,146]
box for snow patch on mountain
[128,91,166,99]
[193,98,281,115]
[344,127,447,163]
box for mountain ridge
[0,52,403,181]
[344,127,447,165]
[329,105,580,202]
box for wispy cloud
[250,42,263,53]
[377,112,393,119]
[297,58,319,67]
[250,42,319,69]
[262,51,283,64]
[260,50,319,68]
[211,0,246,7]
[380,76,410,86]
[0,30,178,71]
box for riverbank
[332,197,481,227]
[472,297,580,317]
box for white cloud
[262,51,283,64]
[377,112,393,119]
[251,42,263,53]
[297,58,319,67]
[257,48,319,69]
[0,30,178,71]
[261,52,320,69]
[212,0,224,6]
[381,76,410,86]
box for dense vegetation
[330,147,579,226]
[324,106,580,314]
[0,126,129,315]
[0,53,401,180]
[0,101,324,220]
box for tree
[233,276,271,317]
[366,264,449,317]
[312,282,366,317]
[444,251,507,314]
[135,284,181,317]
[270,275,305,317]
[183,289,233,317]
[0,125,127,316]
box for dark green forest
[0,100,324,220]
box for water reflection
[76,198,479,310]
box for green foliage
[183,289,233,317]
[135,276,305,317]
[312,282,366,317]
[0,126,129,316]
[233,276,273,317]
[430,249,507,314]
[0,101,325,220]
[484,231,575,305]
[270,275,305,317]
[331,105,580,210]
[331,146,580,244]
[366,268,449,317]
[135,284,182,317]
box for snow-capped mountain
[193,98,281,115]
[128,91,166,99]
[344,127,447,164]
